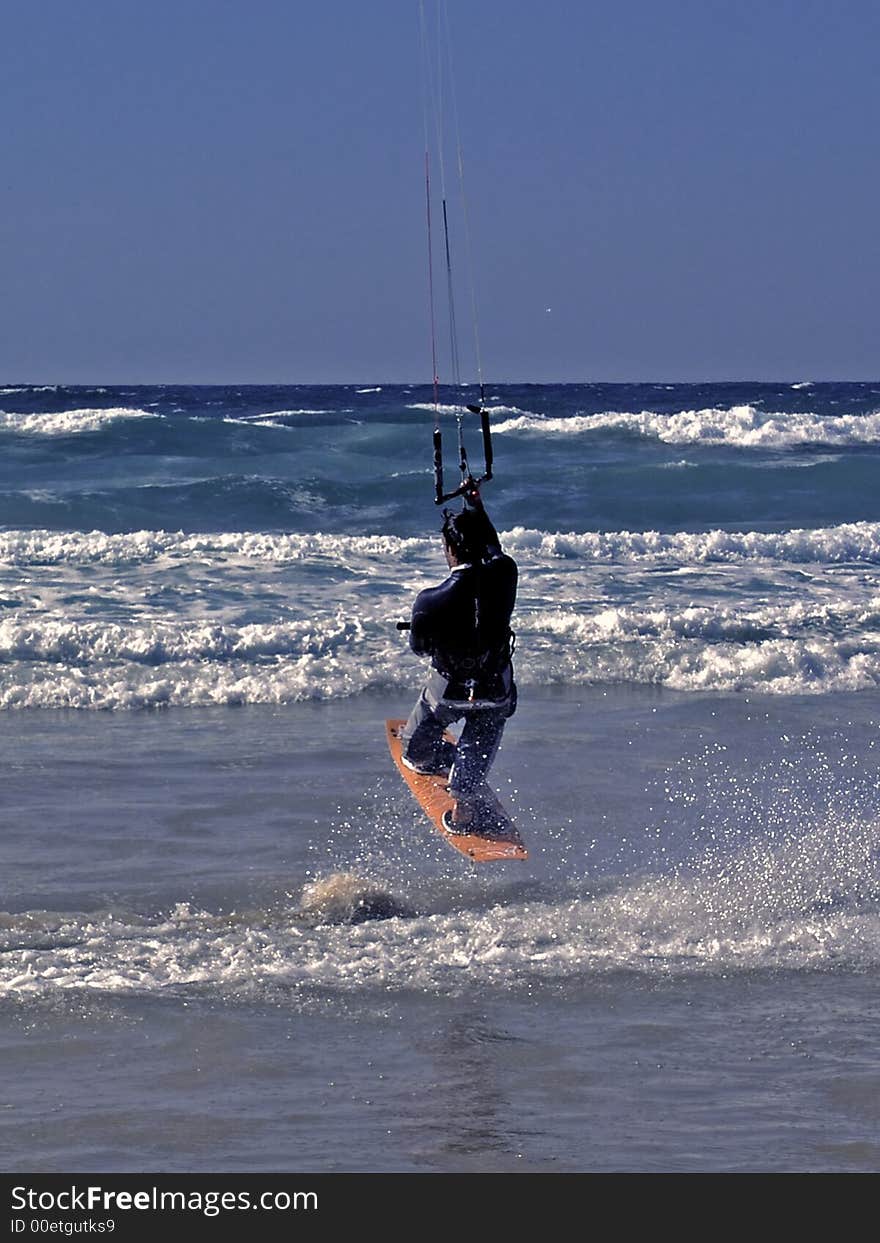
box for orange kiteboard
[385,718,527,863]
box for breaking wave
[494,405,880,449]
[4,521,880,569]
[4,519,880,705]
[0,407,158,436]
[3,594,880,706]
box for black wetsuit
[409,553,517,700]
[402,550,518,796]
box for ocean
[1,380,879,1174]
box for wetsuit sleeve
[409,588,435,655]
[464,489,503,558]
[480,512,503,559]
[480,554,517,631]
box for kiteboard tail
[385,719,527,863]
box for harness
[435,635,516,707]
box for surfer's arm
[409,620,433,656]
[482,515,503,559]
[464,482,503,558]
[409,589,436,656]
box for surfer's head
[441,507,488,566]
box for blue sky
[2,0,878,383]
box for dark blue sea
[2,381,880,1172]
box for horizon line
[4,377,880,388]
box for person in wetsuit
[401,488,517,831]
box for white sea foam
[520,598,880,695]
[2,590,880,705]
[2,807,879,997]
[3,521,880,705]
[502,522,880,565]
[223,409,334,427]
[0,528,428,566]
[408,402,470,416]
[493,405,880,448]
[0,385,58,395]
[0,610,398,709]
[4,522,880,569]
[408,402,535,418]
[0,407,157,436]
[0,613,363,666]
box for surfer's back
[410,552,517,670]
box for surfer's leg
[401,674,458,772]
[449,708,506,797]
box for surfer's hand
[464,478,483,509]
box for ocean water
[2,381,880,1173]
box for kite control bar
[433,403,493,505]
